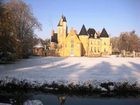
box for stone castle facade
[50,15,112,56]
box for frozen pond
[0,92,140,105]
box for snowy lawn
[0,56,140,85]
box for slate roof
[57,21,61,26]
[79,24,88,35]
[100,28,109,37]
[57,15,67,26]
[51,33,58,43]
[88,28,96,38]
[63,16,67,22]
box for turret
[57,15,67,45]
[79,24,89,56]
[79,24,88,36]
[100,28,111,55]
[100,28,109,38]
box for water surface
[0,92,140,105]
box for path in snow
[0,57,140,84]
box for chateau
[50,15,112,56]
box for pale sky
[24,0,140,39]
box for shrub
[0,52,16,64]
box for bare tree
[129,31,139,51]
[118,32,130,51]
[111,37,120,53]
[118,31,139,52]
[4,0,41,58]
[0,0,41,62]
[0,0,17,61]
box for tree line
[0,0,42,63]
[111,31,140,54]
[0,0,140,63]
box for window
[71,43,74,48]
[98,48,100,52]
[91,47,93,52]
[71,36,74,48]
[94,47,96,52]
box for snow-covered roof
[33,42,44,48]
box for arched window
[104,48,106,52]
[98,48,100,52]
[94,47,96,52]
[71,36,74,48]
[91,47,93,52]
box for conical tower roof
[100,28,109,37]
[57,15,67,26]
[79,24,88,35]
[62,16,67,22]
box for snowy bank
[0,57,140,92]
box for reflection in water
[58,95,67,105]
[0,92,29,105]
[0,92,140,105]
[23,100,43,105]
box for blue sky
[24,0,140,39]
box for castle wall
[63,29,81,56]
[57,26,63,45]
[51,16,112,57]
[88,38,101,56]
[79,36,88,56]
[100,38,112,55]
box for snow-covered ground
[0,103,11,105]
[0,56,140,85]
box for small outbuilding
[33,42,45,56]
